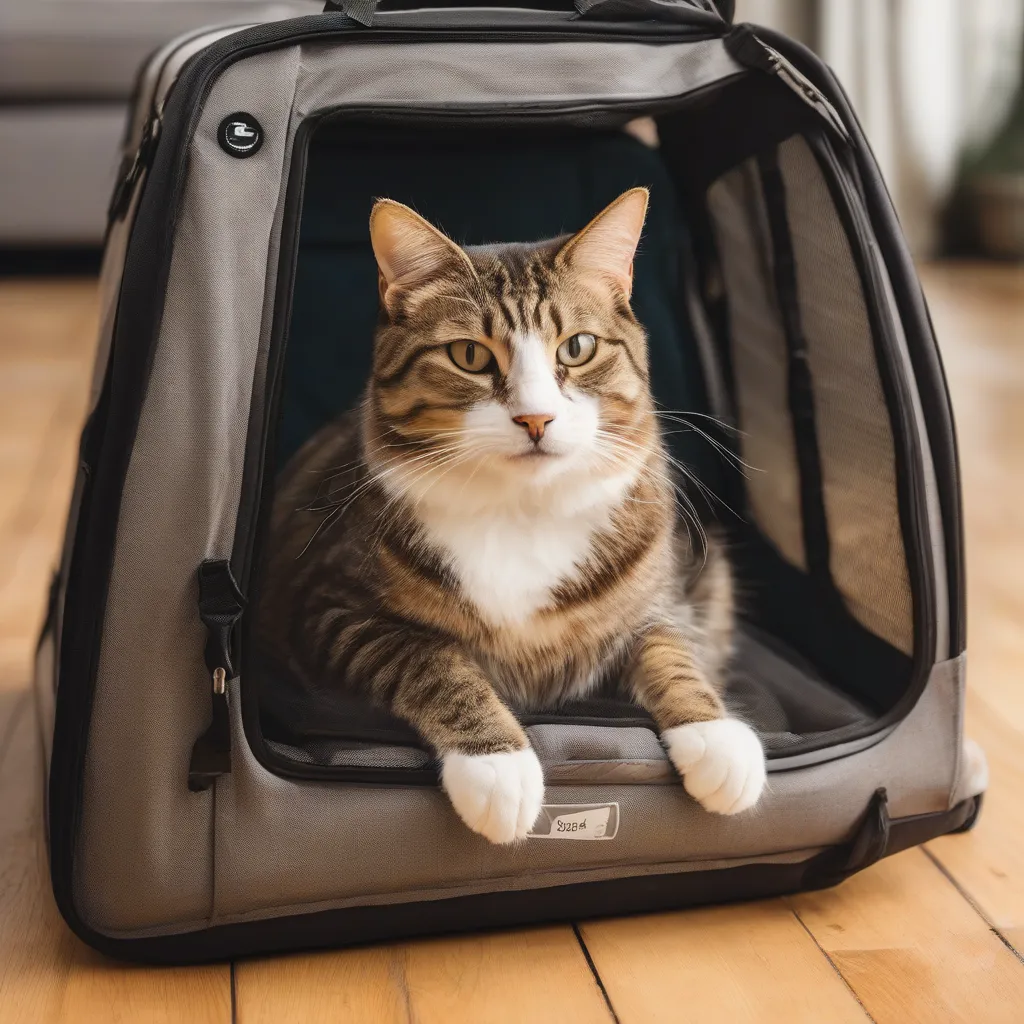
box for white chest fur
[415,471,635,628]
[416,506,599,626]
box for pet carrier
[38,0,981,962]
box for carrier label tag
[529,803,619,840]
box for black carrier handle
[324,0,733,29]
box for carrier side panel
[74,46,302,933]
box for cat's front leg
[357,624,543,843]
[628,624,766,815]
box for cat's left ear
[559,187,649,298]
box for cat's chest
[418,510,602,627]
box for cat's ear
[369,199,475,308]
[559,187,649,298]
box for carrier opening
[240,73,924,785]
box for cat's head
[364,189,656,512]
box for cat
[258,188,766,844]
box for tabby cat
[259,188,766,843]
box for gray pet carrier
[38,0,980,962]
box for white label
[528,803,619,840]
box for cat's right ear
[369,200,475,310]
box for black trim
[63,795,980,964]
[756,148,834,587]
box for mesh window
[707,160,807,571]
[779,136,912,654]
[706,133,913,656]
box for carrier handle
[324,0,733,30]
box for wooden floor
[1,264,1023,1022]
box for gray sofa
[0,1,317,245]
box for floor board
[0,281,233,1024]
[918,265,1024,947]
[579,900,871,1023]
[235,928,615,1024]
[789,848,1024,1023]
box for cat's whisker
[301,443,468,516]
[651,404,743,436]
[653,413,761,475]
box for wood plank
[0,686,233,1024]
[57,949,232,1024]
[579,900,869,1023]
[927,687,1024,933]
[0,279,232,1024]
[1002,931,1024,959]
[916,263,1024,941]
[789,848,1024,1023]
[921,263,1024,730]
[0,279,98,695]
[235,926,614,1024]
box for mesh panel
[267,739,431,769]
[778,136,913,654]
[706,134,913,656]
[707,161,806,570]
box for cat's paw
[440,748,544,844]
[662,719,766,815]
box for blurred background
[1,0,1023,261]
[737,0,1024,258]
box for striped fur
[258,190,762,837]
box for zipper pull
[726,27,849,142]
[188,560,245,792]
[762,44,850,142]
[108,115,161,223]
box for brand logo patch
[528,803,619,841]
[218,113,263,157]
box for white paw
[440,748,544,844]
[662,719,766,815]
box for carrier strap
[323,0,733,29]
[189,560,246,792]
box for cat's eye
[447,340,494,373]
[556,333,597,367]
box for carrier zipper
[725,25,849,142]
[188,560,246,791]
[109,115,162,222]
[764,46,849,141]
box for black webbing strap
[188,560,246,792]
[324,0,733,28]
[756,148,835,589]
[323,0,376,26]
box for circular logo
[218,112,263,157]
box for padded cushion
[279,125,718,488]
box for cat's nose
[513,413,555,442]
